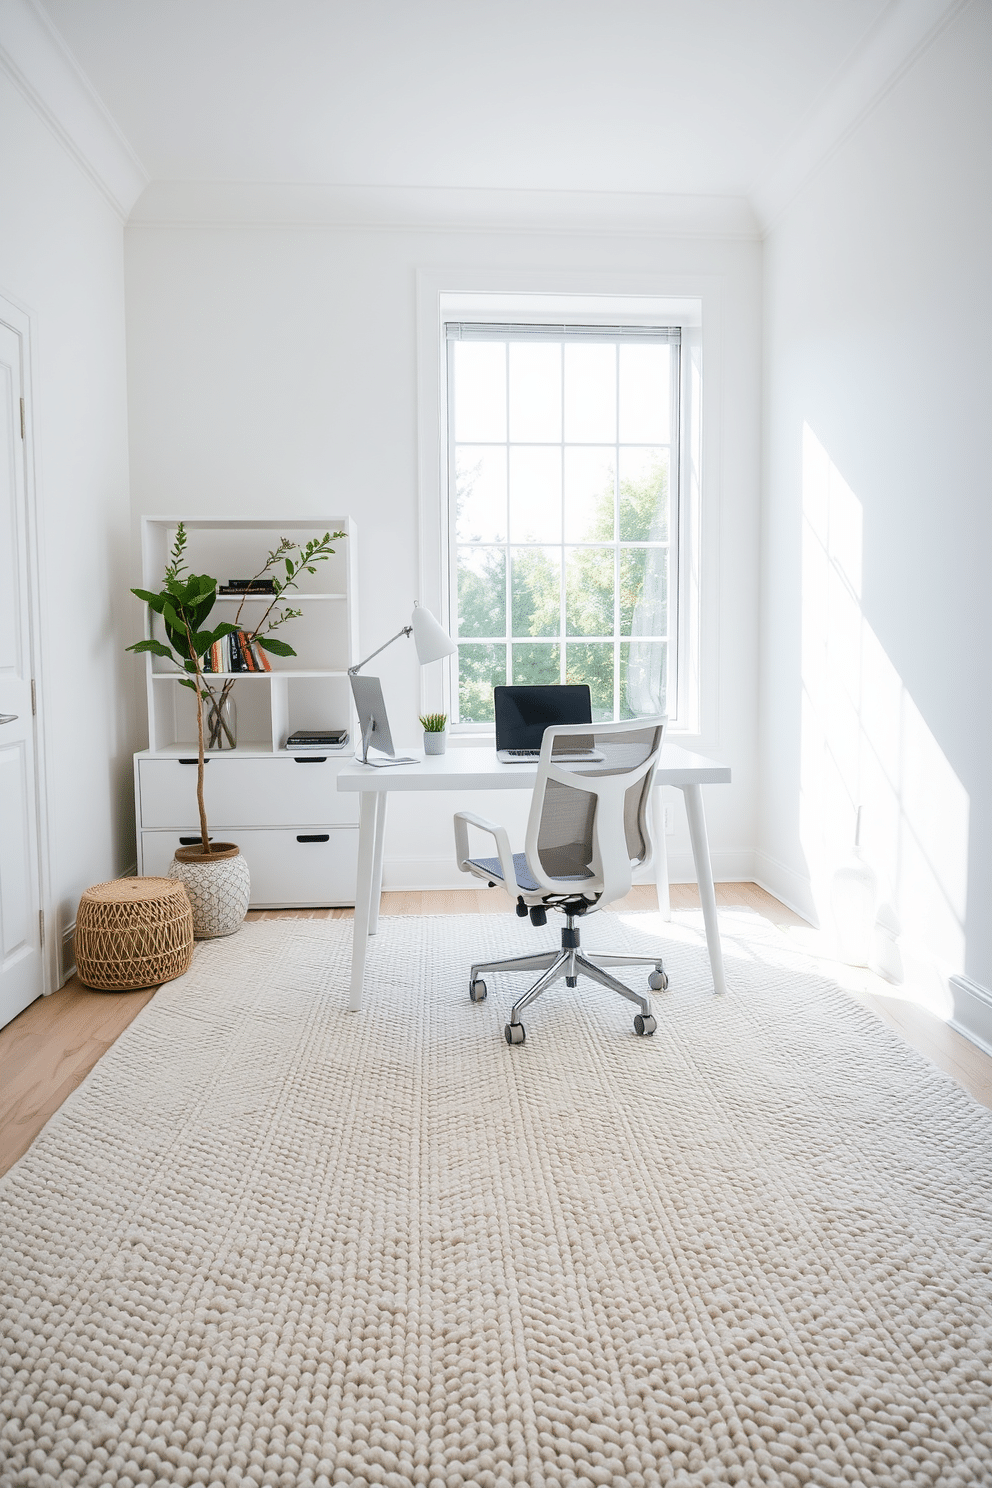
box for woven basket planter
[75,877,194,990]
[168,843,251,938]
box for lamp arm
[348,625,413,676]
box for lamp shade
[411,604,456,665]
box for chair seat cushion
[468,853,591,892]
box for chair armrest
[453,811,521,896]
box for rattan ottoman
[74,877,194,990]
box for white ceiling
[36,0,894,200]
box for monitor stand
[358,714,417,768]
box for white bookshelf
[134,515,360,907]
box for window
[445,323,680,727]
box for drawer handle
[178,758,209,765]
[179,836,212,845]
[293,756,327,763]
[297,833,330,843]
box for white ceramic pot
[423,730,447,756]
[168,843,251,938]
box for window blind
[445,322,681,345]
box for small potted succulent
[420,712,448,756]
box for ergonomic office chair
[454,716,668,1045]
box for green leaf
[285,558,293,577]
[126,638,175,659]
[257,636,296,657]
[178,678,197,692]
[131,587,166,611]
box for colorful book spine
[238,631,258,671]
[254,641,272,671]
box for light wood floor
[2,883,989,1178]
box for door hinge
[31,678,37,715]
[20,398,25,440]
[39,909,44,945]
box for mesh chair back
[525,718,666,905]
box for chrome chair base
[469,914,667,1031]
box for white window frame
[416,276,715,745]
[444,321,681,730]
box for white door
[0,316,44,1028]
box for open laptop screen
[494,684,593,752]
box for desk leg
[653,785,672,922]
[369,793,388,936]
[680,782,727,996]
[349,792,379,1012]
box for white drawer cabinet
[138,755,359,829]
[140,826,358,908]
[134,751,359,907]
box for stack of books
[218,579,277,595]
[286,729,349,752]
[202,632,271,673]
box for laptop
[494,684,604,764]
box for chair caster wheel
[648,970,668,991]
[634,1014,657,1036]
[469,979,488,1003]
[504,1022,526,1046]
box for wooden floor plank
[2,882,989,1177]
[0,980,155,1176]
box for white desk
[337,743,731,1011]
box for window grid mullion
[560,344,566,684]
[504,344,511,687]
[614,343,621,720]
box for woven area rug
[2,910,992,1488]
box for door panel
[0,316,43,1029]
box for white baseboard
[658,848,757,885]
[61,922,76,985]
[753,850,818,926]
[949,975,992,1058]
[380,850,757,894]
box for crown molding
[127,180,760,239]
[751,0,972,235]
[0,0,147,220]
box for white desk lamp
[348,603,456,766]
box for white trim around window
[416,270,723,746]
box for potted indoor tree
[128,522,344,936]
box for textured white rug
[2,910,992,1488]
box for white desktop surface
[337,742,731,1011]
[337,742,730,792]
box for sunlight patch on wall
[800,425,968,997]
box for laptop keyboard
[504,747,597,759]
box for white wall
[759,3,992,998]
[124,219,761,888]
[0,74,134,969]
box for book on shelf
[286,729,349,751]
[219,579,276,594]
[239,631,258,672]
